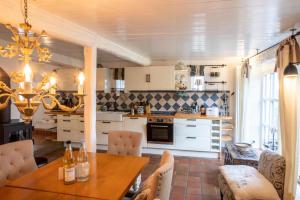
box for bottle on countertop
[77,141,90,182]
[145,100,151,114]
[200,105,206,115]
[63,141,76,185]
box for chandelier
[0,0,85,123]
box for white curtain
[235,60,250,143]
[236,59,274,147]
[276,36,300,200]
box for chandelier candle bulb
[77,71,85,95]
[23,64,32,93]
[49,76,57,94]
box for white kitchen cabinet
[148,66,174,90]
[96,68,111,92]
[57,114,85,143]
[125,67,149,91]
[174,118,211,151]
[124,66,175,91]
[96,121,123,145]
[123,117,147,147]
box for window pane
[261,72,279,151]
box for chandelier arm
[0,81,14,94]
[0,93,12,110]
[40,95,57,110]
[40,95,83,112]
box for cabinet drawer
[174,118,211,126]
[73,119,85,131]
[174,124,211,138]
[57,114,71,120]
[71,115,84,120]
[97,131,109,145]
[175,135,211,151]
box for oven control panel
[147,117,173,123]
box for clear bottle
[77,141,90,182]
[63,140,76,185]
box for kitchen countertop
[125,112,232,120]
[45,111,232,120]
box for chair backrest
[154,150,174,200]
[0,140,37,187]
[108,131,142,156]
[133,171,159,200]
[258,150,286,199]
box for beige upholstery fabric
[218,150,286,200]
[154,150,174,200]
[258,150,286,199]
[133,172,159,200]
[0,140,37,187]
[108,131,142,156]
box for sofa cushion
[219,165,280,200]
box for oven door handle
[150,125,169,128]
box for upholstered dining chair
[108,131,143,192]
[0,140,38,187]
[108,131,142,156]
[218,150,286,200]
[129,150,174,200]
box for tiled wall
[96,91,229,112]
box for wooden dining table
[2,153,149,200]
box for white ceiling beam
[0,1,151,66]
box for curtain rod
[247,31,300,60]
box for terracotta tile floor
[141,154,222,200]
[41,148,222,200]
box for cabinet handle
[80,120,84,123]
[63,120,71,122]
[186,119,196,121]
[186,125,197,128]
[102,121,111,124]
[186,137,196,139]
[80,131,84,134]
[102,132,109,135]
[130,117,139,119]
[63,129,71,133]
[150,125,168,128]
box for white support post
[83,46,97,152]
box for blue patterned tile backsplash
[96,91,229,112]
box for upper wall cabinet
[125,66,175,91]
[148,66,174,90]
[96,68,111,92]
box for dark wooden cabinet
[0,119,32,144]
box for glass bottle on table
[77,141,90,182]
[63,140,76,185]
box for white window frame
[261,72,279,151]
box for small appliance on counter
[206,107,219,116]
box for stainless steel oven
[147,115,174,144]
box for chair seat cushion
[219,165,280,200]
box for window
[261,72,279,151]
[115,80,125,91]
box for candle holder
[0,73,86,122]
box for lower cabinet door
[175,136,211,151]
[96,121,123,145]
